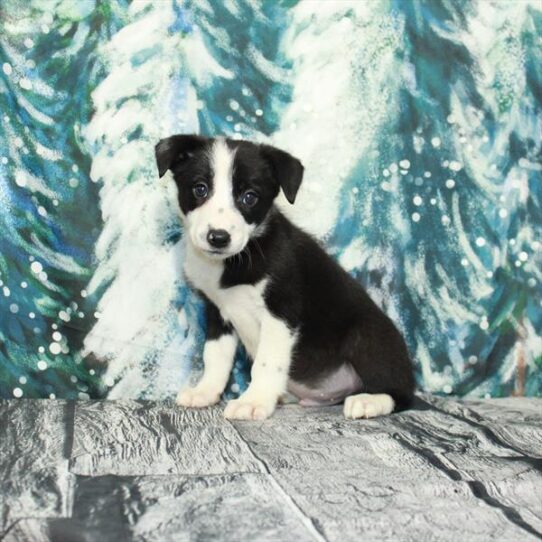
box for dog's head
[155,135,304,259]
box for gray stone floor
[1,395,541,541]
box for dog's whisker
[247,246,253,270]
[254,239,265,262]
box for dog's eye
[193,182,208,199]
[241,191,259,207]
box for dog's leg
[224,312,296,420]
[177,301,237,408]
[343,393,395,419]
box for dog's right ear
[155,134,208,178]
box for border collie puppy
[155,135,415,420]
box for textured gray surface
[0,396,541,542]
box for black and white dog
[155,135,415,420]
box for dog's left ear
[260,144,304,204]
[155,134,208,178]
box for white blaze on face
[184,138,254,258]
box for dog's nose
[207,229,231,249]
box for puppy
[155,135,415,420]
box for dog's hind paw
[343,393,394,419]
[176,386,220,408]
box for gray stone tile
[3,474,319,542]
[70,401,262,476]
[232,400,542,542]
[2,397,541,542]
[0,400,73,536]
[231,403,447,477]
[424,395,542,458]
[272,472,541,542]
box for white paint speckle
[19,78,32,90]
[30,261,43,274]
[59,310,70,322]
[13,387,23,398]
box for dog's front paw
[176,386,220,408]
[223,396,276,420]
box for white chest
[183,244,267,359]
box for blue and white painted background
[0,0,541,400]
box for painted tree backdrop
[0,0,540,400]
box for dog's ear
[260,144,304,204]
[155,135,208,178]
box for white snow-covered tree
[82,0,205,399]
